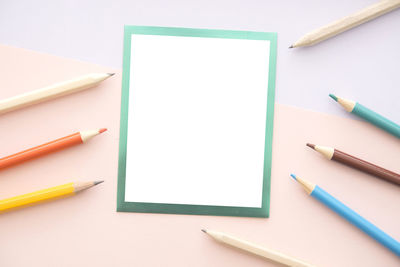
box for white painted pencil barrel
[292,0,400,47]
[207,230,315,267]
[0,73,111,115]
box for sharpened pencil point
[201,229,207,233]
[94,180,104,185]
[306,143,315,149]
[290,174,297,180]
[99,128,107,133]
[289,45,293,49]
[329,94,338,102]
[107,73,115,76]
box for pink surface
[1,44,399,267]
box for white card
[124,33,270,208]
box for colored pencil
[291,174,400,257]
[0,181,103,213]
[0,73,114,115]
[202,229,315,267]
[290,0,400,48]
[329,94,400,138]
[307,143,400,185]
[0,128,107,170]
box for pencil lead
[306,143,315,149]
[289,45,293,49]
[99,128,107,133]
[329,94,338,102]
[201,229,207,233]
[290,174,297,180]
[94,180,104,185]
[107,73,115,76]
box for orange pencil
[0,128,107,170]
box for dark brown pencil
[306,143,400,185]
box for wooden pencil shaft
[292,0,400,47]
[224,236,312,267]
[207,231,314,267]
[73,181,97,193]
[333,149,400,185]
[0,73,110,115]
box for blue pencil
[329,94,400,138]
[290,174,400,257]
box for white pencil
[290,0,400,48]
[202,229,315,267]
[0,73,114,115]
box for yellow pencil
[0,181,103,213]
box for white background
[125,34,270,207]
[0,0,399,122]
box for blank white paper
[125,34,270,207]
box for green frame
[117,26,277,217]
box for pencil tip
[201,229,207,233]
[107,73,115,77]
[329,94,338,102]
[289,45,293,49]
[99,128,107,133]
[306,143,315,149]
[94,180,104,185]
[290,174,297,180]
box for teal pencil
[329,94,400,139]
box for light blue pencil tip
[329,94,338,102]
[290,174,297,180]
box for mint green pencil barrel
[329,94,400,139]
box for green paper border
[117,26,277,218]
